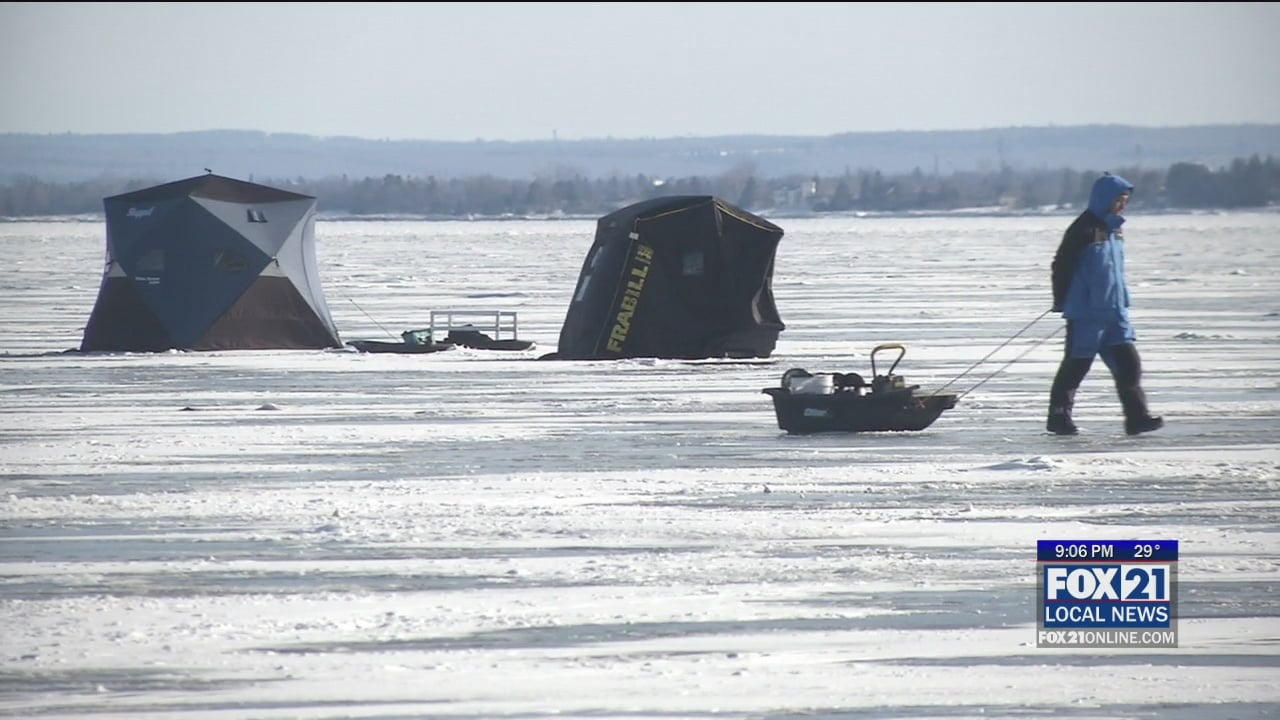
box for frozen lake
[1,211,1278,719]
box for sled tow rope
[930,309,1060,399]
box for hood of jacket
[1087,173,1135,231]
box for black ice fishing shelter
[80,174,342,352]
[553,196,785,360]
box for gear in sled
[762,343,958,434]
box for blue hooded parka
[1051,174,1137,357]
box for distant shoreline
[4,206,1277,225]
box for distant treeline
[1,155,1275,218]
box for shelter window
[214,249,249,273]
[246,209,268,223]
[682,251,705,276]
[136,248,163,272]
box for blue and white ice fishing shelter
[80,173,342,352]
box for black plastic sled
[347,328,535,355]
[762,343,958,434]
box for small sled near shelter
[347,310,534,354]
[763,343,958,434]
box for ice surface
[1,212,1277,719]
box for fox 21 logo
[1036,540,1178,648]
[1045,564,1171,603]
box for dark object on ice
[762,344,958,434]
[1125,414,1164,436]
[347,339,455,354]
[443,329,535,351]
[1046,413,1079,435]
[348,327,453,354]
[549,196,785,360]
[80,174,343,352]
[347,322,534,354]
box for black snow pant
[1048,323,1151,422]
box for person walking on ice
[1046,172,1163,436]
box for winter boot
[1046,384,1079,435]
[1125,414,1164,436]
[1118,385,1163,436]
[1109,346,1162,435]
[1046,356,1091,436]
[1046,402,1078,435]
[1104,343,1163,436]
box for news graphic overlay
[1037,540,1178,648]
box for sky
[2,2,1279,143]
[1,213,1278,718]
